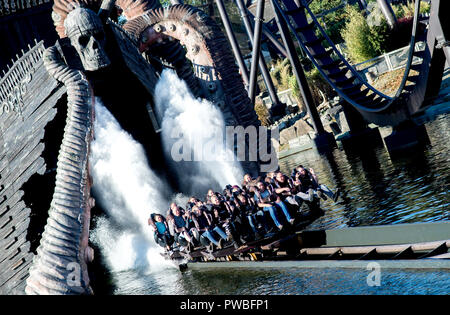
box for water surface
[112,114,450,295]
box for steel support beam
[234,0,284,111]
[244,9,288,57]
[215,0,250,87]
[377,0,398,29]
[270,0,325,135]
[216,0,249,90]
[248,0,265,103]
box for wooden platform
[0,41,66,294]
[163,221,450,270]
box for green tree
[392,0,431,19]
[341,5,388,63]
[309,0,348,43]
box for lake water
[107,113,450,295]
[278,116,450,230]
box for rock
[337,111,350,133]
[279,126,297,145]
[293,119,313,137]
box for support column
[382,121,430,155]
[336,100,383,151]
[377,0,398,30]
[341,101,370,133]
[234,0,286,118]
[244,9,288,58]
[215,0,250,87]
[248,0,265,104]
[270,0,335,150]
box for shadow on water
[321,151,356,226]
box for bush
[271,58,291,90]
[342,6,378,63]
[393,1,431,19]
[305,67,336,105]
[270,58,335,111]
[369,20,390,53]
[341,5,389,63]
[254,97,271,126]
[286,75,305,111]
[365,1,429,52]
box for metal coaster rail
[272,0,424,113]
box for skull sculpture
[65,7,111,71]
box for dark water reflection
[113,115,450,295]
[113,267,450,295]
[279,114,450,229]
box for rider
[148,213,174,252]
[205,189,216,204]
[242,173,260,194]
[191,205,224,250]
[167,202,194,251]
[294,166,340,202]
[210,195,242,247]
[235,193,268,239]
[264,172,276,186]
[273,171,315,206]
[253,181,285,231]
[259,174,296,225]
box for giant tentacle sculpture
[25,45,95,295]
[18,0,268,295]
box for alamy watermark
[366,262,381,287]
[66,262,81,287]
[168,125,279,172]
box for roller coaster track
[273,0,439,125]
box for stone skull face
[65,7,111,71]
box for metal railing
[262,88,296,108]
[354,42,425,77]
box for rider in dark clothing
[195,199,213,216]
[210,195,243,247]
[256,176,296,226]
[295,168,315,192]
[273,172,296,203]
[211,199,231,222]
[191,206,224,249]
[294,166,340,202]
[235,193,269,239]
[273,171,315,212]
[253,181,285,231]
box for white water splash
[89,99,173,273]
[155,69,244,195]
[89,70,245,275]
